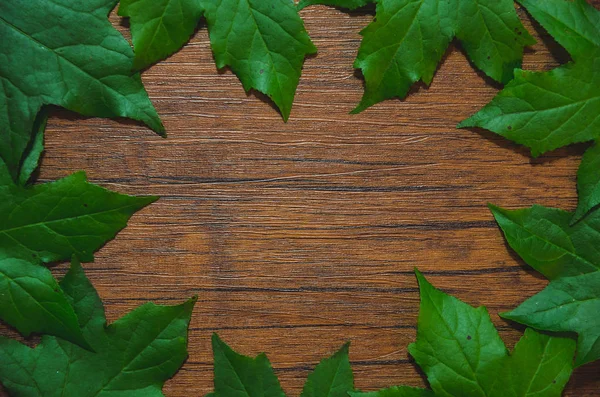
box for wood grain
[4,2,600,395]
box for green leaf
[0,257,87,349]
[491,203,600,366]
[408,270,575,397]
[350,387,433,397]
[0,171,158,264]
[508,327,576,395]
[301,342,354,397]
[503,272,600,367]
[0,0,164,182]
[118,0,205,70]
[409,270,506,396]
[0,142,156,346]
[119,0,316,119]
[211,335,356,397]
[0,259,196,396]
[298,0,373,11]
[203,0,317,121]
[351,0,534,113]
[515,0,600,57]
[212,333,286,397]
[488,204,599,279]
[459,0,600,158]
[575,141,600,222]
[458,50,600,157]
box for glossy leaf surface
[492,204,600,366]
[119,0,205,70]
[0,0,163,182]
[0,260,195,396]
[350,0,534,112]
[203,0,317,120]
[408,271,575,396]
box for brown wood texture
[5,2,600,396]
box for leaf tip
[414,268,432,292]
[72,170,89,182]
[65,256,86,281]
[457,116,476,129]
[183,295,198,313]
[339,340,351,354]
[145,195,161,205]
[406,341,418,359]
[488,203,506,221]
[350,102,368,115]
[487,202,500,213]
[498,309,518,323]
[211,332,224,347]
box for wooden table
[8,2,600,396]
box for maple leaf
[300,0,535,113]
[210,334,354,397]
[460,0,600,221]
[202,0,317,121]
[0,161,157,266]
[0,259,196,397]
[0,170,157,264]
[119,0,317,121]
[0,134,157,348]
[0,257,89,350]
[407,271,575,397]
[351,271,575,397]
[0,0,164,183]
[300,342,353,397]
[490,203,600,366]
[118,0,205,70]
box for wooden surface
[7,2,600,395]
